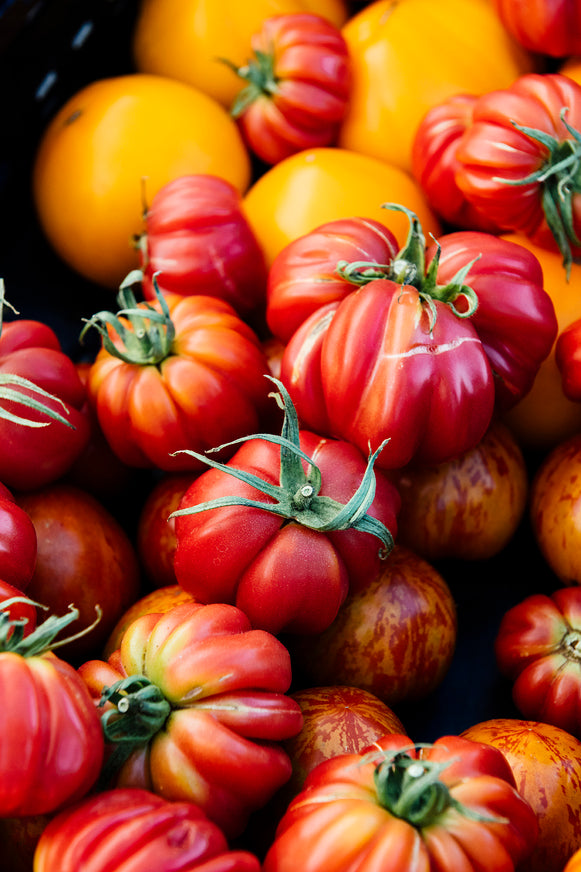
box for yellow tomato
[338,0,535,173]
[33,74,251,289]
[502,234,581,452]
[132,0,349,109]
[242,146,441,266]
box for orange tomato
[338,0,535,173]
[501,234,581,452]
[33,74,252,288]
[242,146,441,266]
[132,0,349,109]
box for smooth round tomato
[502,234,581,451]
[242,146,441,266]
[132,0,348,109]
[33,74,252,289]
[461,718,581,872]
[0,482,37,590]
[337,0,535,174]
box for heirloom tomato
[137,473,196,589]
[455,73,581,276]
[461,718,581,872]
[492,0,581,57]
[81,273,272,471]
[242,146,441,266]
[0,316,89,491]
[16,483,141,663]
[288,545,457,707]
[495,587,581,738]
[33,74,251,288]
[0,481,36,589]
[262,733,538,872]
[136,174,268,325]
[172,378,400,636]
[33,788,261,872]
[280,208,556,470]
[227,13,350,166]
[132,0,348,109]
[338,0,534,174]
[78,601,304,838]
[529,432,581,586]
[0,605,104,816]
[388,421,528,562]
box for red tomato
[83,277,272,471]
[263,732,538,872]
[495,587,581,738]
[0,318,90,491]
[280,215,557,470]
[33,788,261,872]
[137,174,268,325]
[461,718,581,872]
[388,421,528,561]
[0,605,104,816]
[0,481,36,589]
[266,216,400,344]
[556,316,581,400]
[492,0,581,57]
[78,601,304,838]
[16,484,141,662]
[288,545,457,707]
[228,13,350,165]
[455,73,581,276]
[0,579,37,636]
[173,379,401,636]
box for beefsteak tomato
[33,788,261,872]
[78,601,303,838]
[81,273,272,471]
[262,733,538,872]
[172,377,400,636]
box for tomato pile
[5,0,581,869]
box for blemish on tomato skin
[64,109,82,125]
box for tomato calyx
[561,628,581,661]
[495,108,581,278]
[80,270,175,366]
[369,745,508,829]
[224,50,279,118]
[171,376,395,558]
[0,599,101,657]
[336,205,479,333]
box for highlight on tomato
[33,788,261,872]
[171,377,400,636]
[495,587,581,738]
[279,205,557,471]
[225,13,351,165]
[78,600,304,838]
[80,271,272,471]
[262,732,538,872]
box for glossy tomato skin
[173,432,401,635]
[495,588,581,738]
[87,292,272,471]
[0,649,104,816]
[0,319,90,491]
[288,546,457,707]
[461,718,581,872]
[79,602,303,838]
[492,0,581,57]
[233,13,351,165]
[388,421,528,561]
[263,733,538,872]
[138,174,268,324]
[33,74,251,288]
[0,481,36,589]
[33,788,261,872]
[266,216,400,344]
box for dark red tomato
[34,788,261,872]
[411,92,509,233]
[455,73,581,276]
[137,174,268,325]
[495,587,581,738]
[492,0,581,57]
[0,318,90,490]
[0,481,36,589]
[228,13,350,165]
